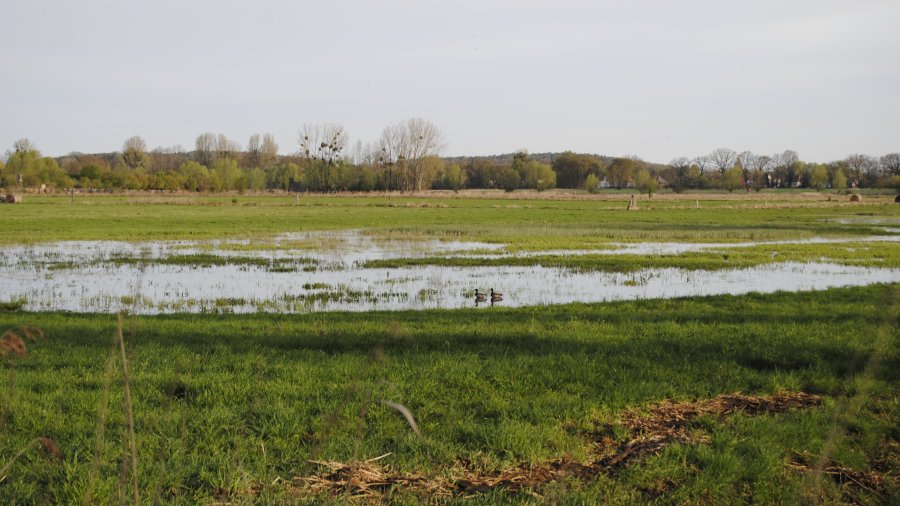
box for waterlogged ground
[3,230,899,314]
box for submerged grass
[363,240,900,271]
[0,285,897,503]
[107,254,317,272]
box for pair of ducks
[474,288,502,303]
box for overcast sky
[2,0,898,162]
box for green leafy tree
[584,173,600,193]
[523,161,556,192]
[78,163,106,189]
[178,161,211,192]
[634,168,657,196]
[267,162,302,191]
[809,164,829,190]
[552,151,602,188]
[121,135,151,171]
[3,140,71,189]
[150,171,184,191]
[246,168,266,191]
[501,168,520,192]
[511,151,528,174]
[606,158,636,189]
[668,157,694,193]
[212,158,243,192]
[832,168,847,192]
[464,159,504,189]
[3,142,40,187]
[723,165,744,192]
[358,166,376,191]
[442,163,466,192]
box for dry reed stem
[379,401,422,439]
[116,312,139,506]
[292,390,823,500]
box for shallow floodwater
[2,231,898,314]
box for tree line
[1,124,897,194]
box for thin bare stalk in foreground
[83,327,119,505]
[117,312,139,506]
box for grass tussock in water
[363,240,900,271]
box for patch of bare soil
[291,391,824,501]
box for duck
[474,288,487,302]
[490,288,503,302]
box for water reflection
[2,231,898,314]
[2,260,898,314]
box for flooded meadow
[3,230,898,314]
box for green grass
[1,193,898,247]
[2,193,899,272]
[1,192,897,502]
[1,285,897,503]
[363,240,900,271]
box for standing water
[1,231,898,314]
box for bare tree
[879,153,899,176]
[668,157,692,191]
[260,133,278,170]
[778,150,799,169]
[349,140,365,166]
[215,133,241,162]
[121,135,149,170]
[123,135,147,153]
[756,155,775,174]
[150,145,187,173]
[737,151,755,172]
[709,148,737,176]
[299,123,347,164]
[378,118,445,191]
[692,155,710,175]
[13,138,37,154]
[862,155,881,180]
[298,123,348,192]
[244,133,279,170]
[194,132,216,166]
[746,154,775,189]
[246,133,262,168]
[845,154,873,186]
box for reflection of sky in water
[1,231,898,314]
[509,235,900,258]
[2,231,897,267]
[0,232,505,268]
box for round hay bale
[849,193,861,202]
[5,194,20,204]
[894,194,900,203]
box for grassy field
[2,191,899,272]
[1,191,898,503]
[0,286,897,503]
[1,191,898,245]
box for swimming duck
[490,288,503,302]
[474,288,487,302]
